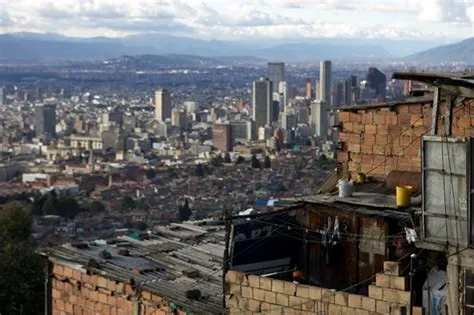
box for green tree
[42,192,59,215]
[251,154,261,169]
[86,200,106,213]
[211,154,223,167]
[120,196,136,212]
[178,199,192,222]
[0,202,44,314]
[145,168,156,180]
[235,155,245,164]
[57,196,81,219]
[264,156,271,169]
[224,152,232,163]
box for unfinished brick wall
[337,99,474,179]
[50,263,184,315]
[225,261,424,315]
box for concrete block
[241,286,253,299]
[383,288,399,303]
[289,296,305,310]
[393,276,408,291]
[302,300,315,312]
[225,295,239,308]
[296,285,310,298]
[376,300,391,313]
[247,299,261,312]
[413,306,425,315]
[276,293,289,306]
[376,273,391,288]
[253,288,265,301]
[398,290,411,305]
[260,302,272,311]
[368,285,383,300]
[348,294,362,308]
[321,288,336,303]
[272,279,285,294]
[341,306,356,315]
[248,275,260,288]
[309,286,322,300]
[384,261,401,276]
[229,283,241,295]
[225,270,244,284]
[328,303,342,315]
[264,290,277,304]
[260,277,272,290]
[335,292,348,306]
[238,296,249,309]
[283,281,296,296]
[361,297,376,311]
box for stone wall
[225,261,424,315]
[50,263,186,315]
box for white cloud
[0,0,472,40]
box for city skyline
[1,0,474,42]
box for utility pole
[223,206,231,309]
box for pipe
[409,253,416,315]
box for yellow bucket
[396,185,413,207]
[357,173,365,184]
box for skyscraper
[212,123,234,152]
[0,87,4,106]
[267,62,285,93]
[343,78,351,106]
[331,82,344,107]
[310,100,327,139]
[278,81,289,110]
[319,60,332,103]
[252,78,273,128]
[155,89,171,122]
[35,104,56,137]
[305,79,312,98]
[367,67,387,102]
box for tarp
[422,267,447,315]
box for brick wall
[225,261,424,315]
[337,100,474,179]
[50,263,185,315]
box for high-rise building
[267,62,285,93]
[229,120,255,142]
[278,81,288,110]
[35,104,56,137]
[0,87,4,106]
[297,106,309,124]
[367,67,387,102]
[310,100,327,139]
[212,123,234,152]
[171,109,187,129]
[305,79,312,99]
[319,60,332,103]
[154,89,171,122]
[252,78,273,128]
[281,112,296,131]
[315,80,320,101]
[343,79,351,106]
[331,82,344,107]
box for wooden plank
[444,95,455,136]
[431,87,440,135]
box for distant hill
[0,32,442,63]
[406,38,474,63]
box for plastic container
[338,180,354,198]
[357,173,366,184]
[396,185,413,207]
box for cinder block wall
[50,263,184,315]
[225,261,424,315]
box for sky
[1,0,474,41]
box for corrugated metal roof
[44,222,226,314]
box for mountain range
[0,32,447,63]
[406,37,474,63]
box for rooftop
[42,220,225,314]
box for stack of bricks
[50,263,179,315]
[225,261,424,315]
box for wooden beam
[430,87,440,135]
[444,95,455,136]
